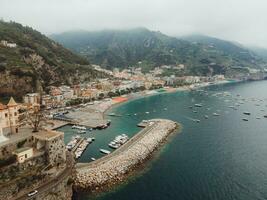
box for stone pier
[74,119,179,192]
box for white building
[0,40,17,48]
[23,93,40,105]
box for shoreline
[48,79,237,131]
[103,79,236,118]
[74,119,180,193]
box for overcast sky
[1,0,267,47]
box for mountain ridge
[50,28,266,76]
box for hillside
[248,46,267,62]
[0,21,107,99]
[51,28,265,76]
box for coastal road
[11,152,74,200]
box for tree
[108,91,116,98]
[25,106,45,132]
[99,93,105,99]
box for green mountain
[247,46,267,62]
[51,28,265,76]
[0,21,106,99]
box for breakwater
[74,119,179,192]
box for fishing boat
[204,115,209,119]
[243,112,251,115]
[194,104,203,107]
[100,149,111,154]
[213,113,220,116]
[242,118,249,121]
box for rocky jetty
[74,119,179,191]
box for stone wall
[0,135,33,159]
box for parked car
[27,190,38,197]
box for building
[0,40,17,48]
[13,147,33,163]
[0,97,19,137]
[34,130,66,167]
[23,93,40,105]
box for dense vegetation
[51,28,266,75]
[0,20,107,99]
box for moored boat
[100,149,111,154]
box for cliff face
[0,21,108,99]
[38,177,73,200]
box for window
[5,113,8,118]
[25,154,27,158]
[14,112,17,116]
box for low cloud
[1,0,267,47]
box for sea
[58,80,267,200]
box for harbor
[67,135,95,159]
[74,119,179,192]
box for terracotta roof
[7,97,17,107]
[0,103,7,110]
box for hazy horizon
[1,0,267,48]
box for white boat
[72,125,87,130]
[91,157,96,161]
[213,113,220,116]
[86,138,93,143]
[194,104,203,107]
[72,125,78,129]
[100,149,111,154]
[109,143,120,149]
[77,130,86,134]
[77,126,87,130]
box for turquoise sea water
[60,81,267,200]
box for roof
[33,130,63,141]
[7,97,18,107]
[0,103,7,110]
[14,147,32,154]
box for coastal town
[0,61,267,199]
[2,1,267,200]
